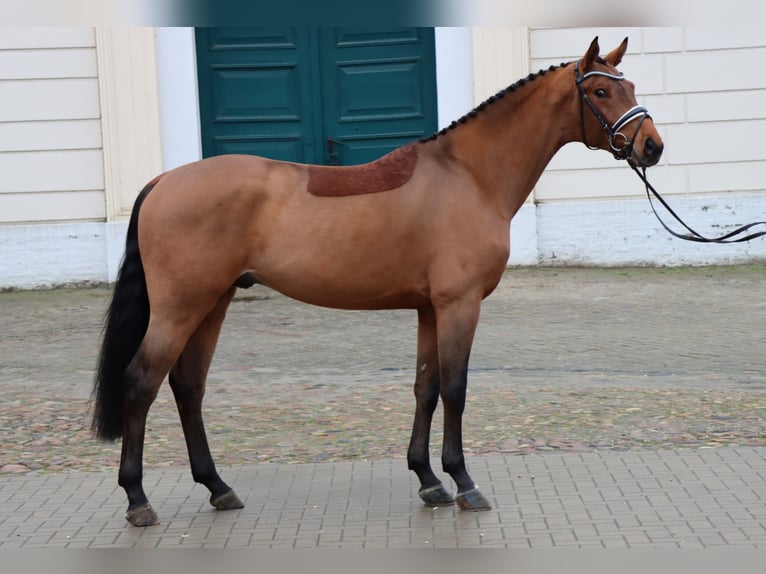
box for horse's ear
[580,36,600,73]
[604,37,629,67]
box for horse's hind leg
[169,286,243,512]
[407,307,455,506]
[119,321,195,526]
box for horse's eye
[595,88,608,98]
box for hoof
[210,488,244,511]
[456,487,492,512]
[418,482,456,506]
[126,503,160,527]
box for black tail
[91,180,157,441]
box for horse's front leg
[407,307,455,506]
[435,297,492,511]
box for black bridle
[575,59,766,244]
[575,59,650,161]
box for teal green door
[196,28,437,165]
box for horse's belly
[253,261,429,311]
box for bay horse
[92,37,663,526]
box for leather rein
[575,59,766,244]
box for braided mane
[422,59,604,143]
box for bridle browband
[574,59,766,243]
[574,59,650,161]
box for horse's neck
[440,71,577,221]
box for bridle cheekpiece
[574,59,651,161]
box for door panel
[209,63,308,159]
[319,28,437,165]
[196,28,318,163]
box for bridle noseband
[575,59,650,161]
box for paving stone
[45,448,753,550]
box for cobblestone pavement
[1,265,765,547]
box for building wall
[0,28,104,224]
[0,28,162,289]
[1,27,765,289]
[523,28,766,265]
[530,28,766,203]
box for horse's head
[575,37,663,167]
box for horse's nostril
[644,137,662,160]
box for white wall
[0,28,162,290]
[0,28,104,224]
[434,27,474,130]
[155,27,202,171]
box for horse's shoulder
[306,144,419,197]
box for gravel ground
[1,266,765,474]
[1,380,764,474]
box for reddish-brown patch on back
[307,143,418,197]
